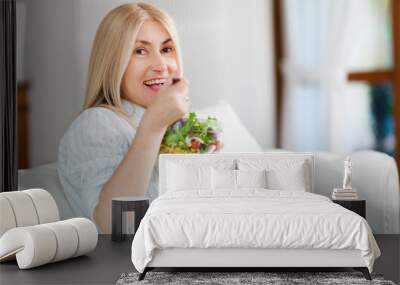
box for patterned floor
[117,271,396,285]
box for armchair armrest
[313,150,400,234]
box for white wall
[19,0,82,166]
[19,0,275,167]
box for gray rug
[116,271,396,285]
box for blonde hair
[83,3,182,117]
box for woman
[58,3,222,233]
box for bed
[131,152,381,281]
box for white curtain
[281,0,375,154]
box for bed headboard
[159,152,315,195]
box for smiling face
[121,20,179,108]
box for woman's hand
[146,78,190,131]
[94,80,189,232]
[215,140,224,152]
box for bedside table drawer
[332,200,366,218]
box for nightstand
[112,197,149,242]
[332,199,366,218]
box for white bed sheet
[131,189,380,273]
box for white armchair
[0,189,98,269]
[17,101,400,234]
[18,150,400,234]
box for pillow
[238,158,311,191]
[212,168,236,190]
[266,162,308,191]
[194,100,262,152]
[167,162,212,191]
[211,168,268,190]
[236,169,268,188]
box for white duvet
[131,190,380,273]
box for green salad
[160,112,222,154]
